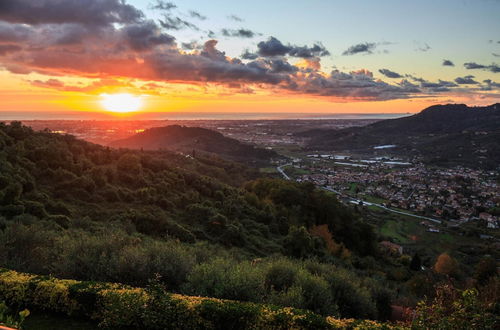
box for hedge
[0,268,402,329]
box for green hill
[0,122,393,321]
[109,125,278,166]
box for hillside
[301,103,500,169]
[0,122,392,321]
[108,125,277,166]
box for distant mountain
[300,103,500,169]
[109,125,277,165]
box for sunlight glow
[100,93,142,113]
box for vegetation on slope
[109,125,278,166]
[0,122,498,328]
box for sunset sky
[0,0,499,115]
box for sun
[100,93,142,113]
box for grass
[363,195,387,204]
[348,182,358,194]
[283,166,310,177]
[259,167,278,174]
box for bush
[0,268,398,330]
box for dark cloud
[464,62,500,73]
[257,37,329,58]
[221,28,258,38]
[442,59,454,66]
[188,10,206,20]
[288,43,330,58]
[200,40,226,61]
[159,15,198,30]
[227,15,243,22]
[464,62,486,69]
[241,50,259,60]
[481,79,500,90]
[493,53,500,57]
[0,0,143,26]
[0,22,31,42]
[123,21,175,51]
[150,1,177,11]
[257,37,291,57]
[181,41,201,50]
[267,59,298,73]
[284,69,419,100]
[342,42,376,55]
[454,75,478,84]
[378,69,402,78]
[0,44,21,55]
[407,75,458,92]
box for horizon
[0,0,499,116]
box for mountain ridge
[300,103,500,169]
[108,125,277,166]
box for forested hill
[0,121,376,264]
[109,125,277,166]
[300,103,500,169]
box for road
[276,163,291,180]
[276,164,442,224]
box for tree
[434,253,457,276]
[410,253,422,271]
[117,154,142,175]
[475,256,497,286]
[284,226,313,258]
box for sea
[0,111,411,121]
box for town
[280,155,499,230]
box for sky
[0,0,499,115]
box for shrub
[0,268,396,330]
[264,259,298,291]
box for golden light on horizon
[99,93,143,113]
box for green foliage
[412,284,499,329]
[0,268,400,330]
[0,301,30,329]
[0,122,392,321]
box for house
[380,241,403,255]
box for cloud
[123,21,175,51]
[288,43,330,58]
[493,53,500,57]
[283,69,420,100]
[0,0,143,26]
[414,42,431,52]
[442,59,454,66]
[221,28,259,38]
[0,0,493,103]
[227,15,244,22]
[150,1,177,11]
[181,41,202,50]
[257,37,291,57]
[0,44,22,55]
[378,69,403,78]
[454,75,478,84]
[257,37,329,58]
[188,10,206,20]
[464,62,500,73]
[241,50,259,60]
[342,42,376,55]
[159,15,198,30]
[407,75,458,92]
[481,79,500,90]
